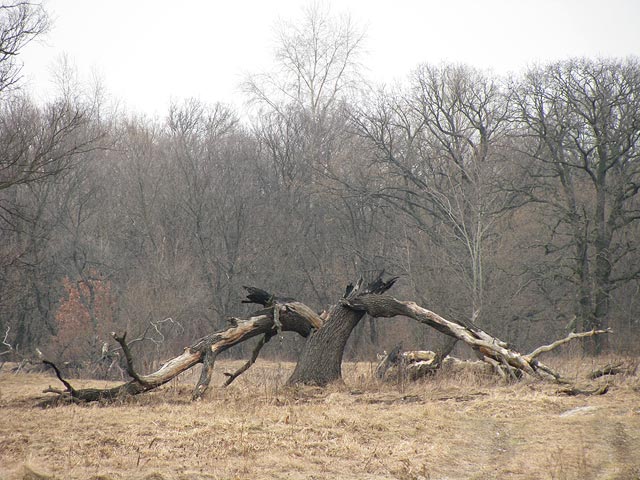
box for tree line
[1,3,639,368]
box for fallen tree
[41,274,612,404]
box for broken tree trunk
[375,338,462,382]
[375,350,494,382]
[286,275,398,386]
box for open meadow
[1,357,639,480]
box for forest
[2,2,640,375]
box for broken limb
[223,332,275,387]
[527,329,613,359]
[42,293,321,404]
[112,332,148,386]
[340,294,611,382]
[588,362,635,380]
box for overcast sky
[19,0,640,117]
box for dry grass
[1,356,639,480]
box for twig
[223,332,274,387]
[1,326,13,357]
[113,317,184,352]
[527,329,612,359]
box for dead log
[376,349,497,383]
[558,385,610,396]
[588,362,635,380]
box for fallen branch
[42,360,76,395]
[375,338,459,382]
[558,385,610,396]
[112,332,148,386]
[342,294,611,383]
[223,332,274,387]
[42,291,322,404]
[588,362,631,380]
[527,329,613,359]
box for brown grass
[1,357,639,480]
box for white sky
[19,0,640,118]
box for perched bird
[242,286,295,306]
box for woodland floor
[0,356,639,480]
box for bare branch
[111,332,148,385]
[527,329,612,359]
[42,360,76,395]
[223,332,274,387]
[0,326,13,356]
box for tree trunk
[286,302,364,386]
[286,274,398,386]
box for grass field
[1,357,639,480]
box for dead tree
[41,274,611,404]
[287,275,398,386]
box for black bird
[242,286,295,306]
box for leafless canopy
[0,1,48,93]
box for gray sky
[20,0,640,117]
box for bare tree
[0,53,108,356]
[0,1,48,93]
[244,3,364,121]
[0,95,103,191]
[167,99,259,325]
[350,65,518,326]
[242,4,370,310]
[0,8,107,194]
[246,2,365,188]
[511,58,640,353]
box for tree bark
[286,275,397,386]
[286,302,364,386]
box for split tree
[42,273,610,404]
